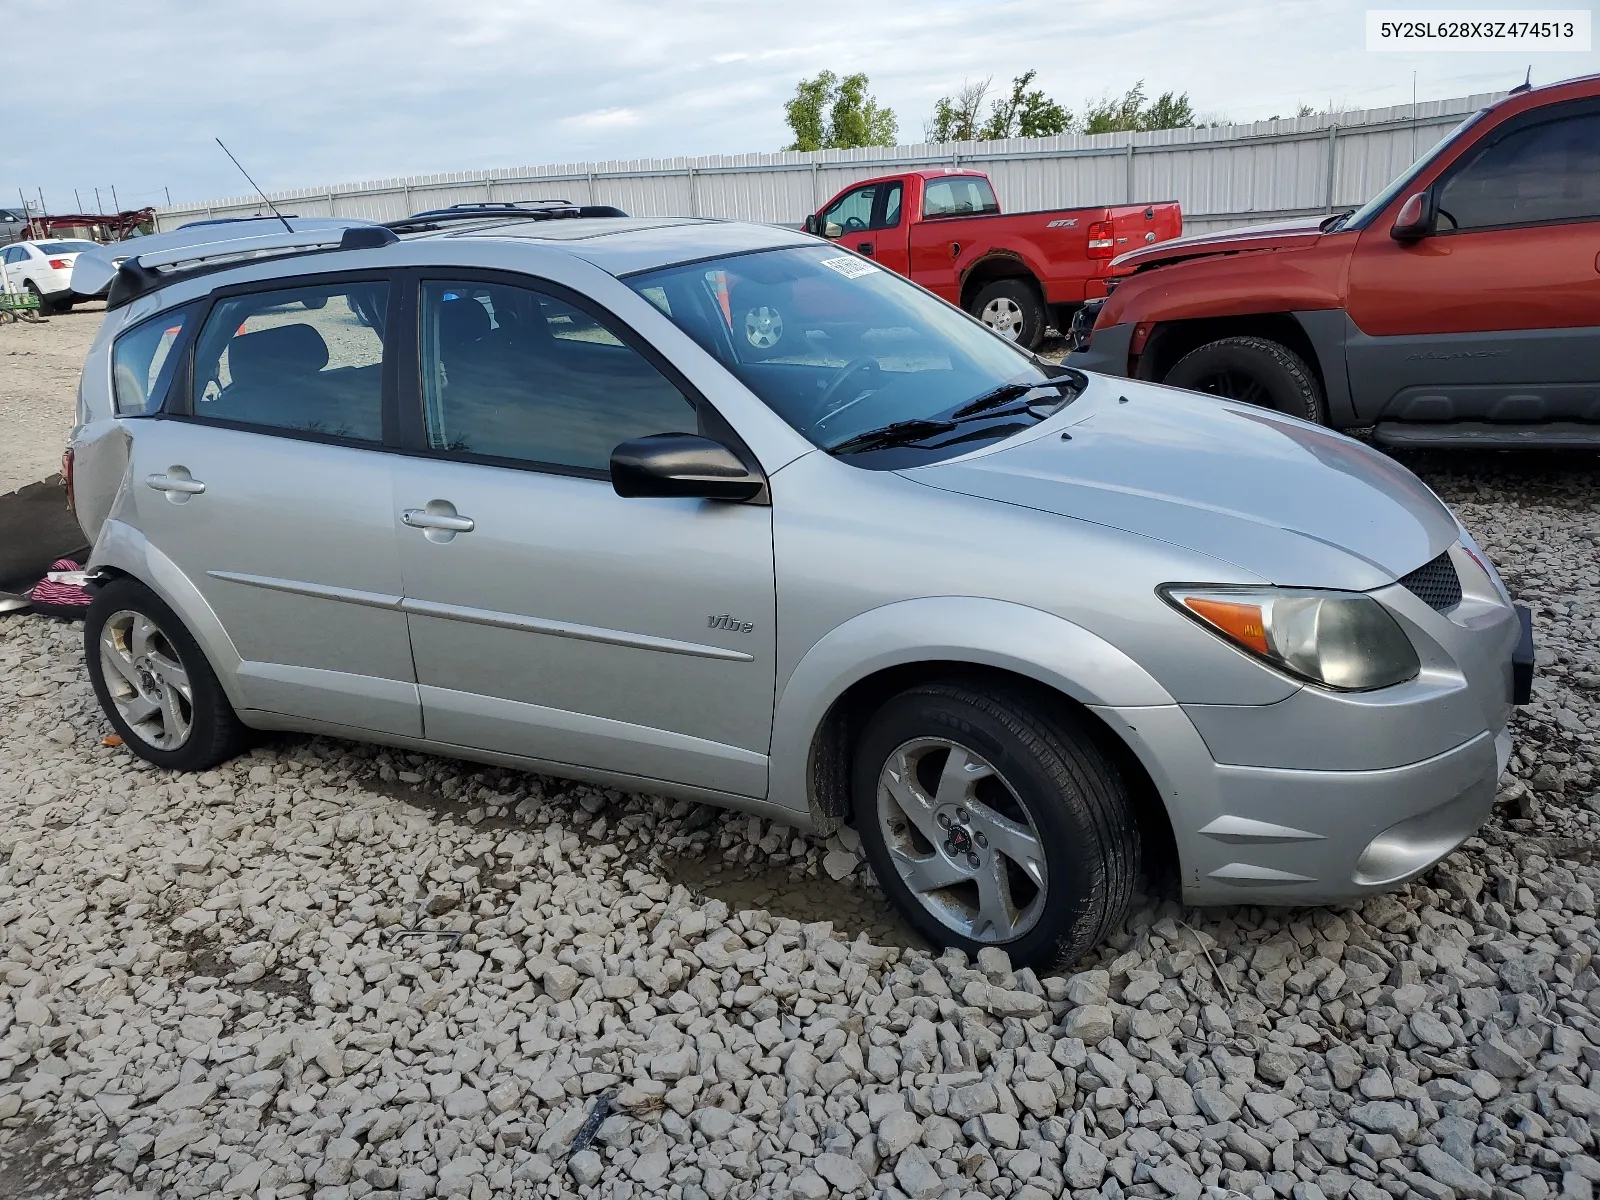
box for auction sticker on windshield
[819,256,878,279]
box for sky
[4,0,1595,212]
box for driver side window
[822,185,877,235]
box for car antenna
[1509,66,1532,95]
[214,138,293,233]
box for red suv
[1070,74,1600,448]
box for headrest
[228,323,329,387]
[438,295,491,349]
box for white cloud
[10,0,1592,210]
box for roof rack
[385,201,629,230]
[96,219,397,310]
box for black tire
[853,679,1140,970]
[85,577,248,771]
[25,280,57,316]
[968,279,1046,350]
[1163,335,1328,424]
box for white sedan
[1,239,105,313]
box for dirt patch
[660,850,929,951]
[0,1121,94,1200]
[0,304,103,496]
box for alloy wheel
[743,305,783,349]
[99,609,194,750]
[979,297,1024,340]
[876,737,1048,943]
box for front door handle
[857,242,874,255]
[402,509,475,533]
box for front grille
[1399,551,1462,612]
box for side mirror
[802,214,821,236]
[823,221,843,239]
[1390,191,1435,242]
[610,433,765,502]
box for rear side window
[923,177,999,218]
[190,281,390,443]
[1438,109,1600,231]
[112,306,196,416]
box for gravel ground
[0,305,103,497]
[1,436,1598,1197]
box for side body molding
[768,596,1175,823]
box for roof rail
[90,218,398,310]
[385,201,629,230]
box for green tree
[1083,81,1199,134]
[925,77,992,142]
[980,71,1071,139]
[784,71,898,151]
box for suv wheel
[854,680,1140,970]
[969,280,1045,349]
[1163,335,1328,424]
[85,577,248,771]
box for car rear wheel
[1163,335,1328,424]
[853,679,1140,970]
[969,279,1046,350]
[85,577,248,771]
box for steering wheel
[815,356,883,425]
[842,215,868,233]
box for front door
[1345,99,1600,425]
[394,276,776,798]
[123,276,420,736]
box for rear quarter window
[112,306,196,416]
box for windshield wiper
[825,418,958,455]
[951,372,1086,419]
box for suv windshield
[1337,110,1486,231]
[627,245,1082,464]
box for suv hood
[1108,214,1330,273]
[901,379,1457,590]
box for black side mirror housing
[801,214,821,236]
[1390,191,1436,242]
[610,433,765,502]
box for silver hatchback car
[67,211,1531,967]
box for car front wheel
[85,577,248,771]
[854,679,1140,970]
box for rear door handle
[145,472,205,495]
[402,509,474,532]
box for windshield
[37,240,98,254]
[627,245,1080,464]
[1338,111,1486,231]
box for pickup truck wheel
[854,680,1140,970]
[970,280,1045,350]
[1163,335,1328,424]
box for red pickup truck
[1070,73,1600,448]
[803,169,1181,349]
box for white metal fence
[154,92,1498,237]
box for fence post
[587,171,596,206]
[1125,141,1136,204]
[688,166,697,217]
[1324,125,1340,212]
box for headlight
[1161,586,1420,691]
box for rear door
[120,274,420,736]
[1345,99,1600,425]
[391,273,777,798]
[1,244,27,290]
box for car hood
[1108,214,1330,273]
[900,379,1458,590]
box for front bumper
[1065,319,1134,378]
[1094,703,1506,906]
[1092,576,1526,906]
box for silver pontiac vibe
[66,213,1528,967]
